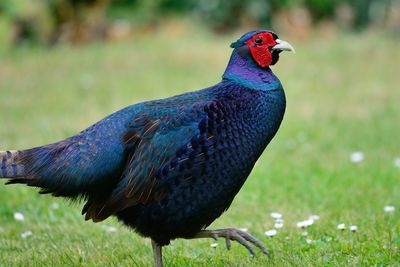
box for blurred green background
[0,0,399,47]
[0,0,399,266]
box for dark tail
[0,150,25,178]
[1,141,123,201]
[0,144,84,197]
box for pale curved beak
[272,39,295,53]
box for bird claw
[193,228,269,256]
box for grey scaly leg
[151,239,163,267]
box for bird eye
[255,38,262,44]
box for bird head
[230,30,295,68]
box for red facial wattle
[244,32,277,68]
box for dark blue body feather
[1,39,286,246]
[117,82,286,245]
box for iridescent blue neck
[222,50,281,91]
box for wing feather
[84,101,212,222]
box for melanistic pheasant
[1,30,294,266]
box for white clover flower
[275,218,284,223]
[337,223,346,230]
[350,152,364,163]
[104,226,117,233]
[14,212,24,221]
[309,215,320,221]
[210,243,218,248]
[394,158,400,168]
[296,219,314,228]
[274,222,284,229]
[384,206,395,213]
[304,219,314,227]
[349,225,358,232]
[270,212,282,220]
[20,230,32,238]
[306,239,312,244]
[264,229,277,237]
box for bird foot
[190,228,269,256]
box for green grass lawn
[0,28,399,266]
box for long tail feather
[0,150,25,178]
[1,140,124,201]
[0,144,84,197]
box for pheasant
[1,30,294,266]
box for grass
[0,26,399,266]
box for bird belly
[117,160,255,246]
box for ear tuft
[230,41,240,49]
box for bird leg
[187,228,269,256]
[151,239,163,267]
